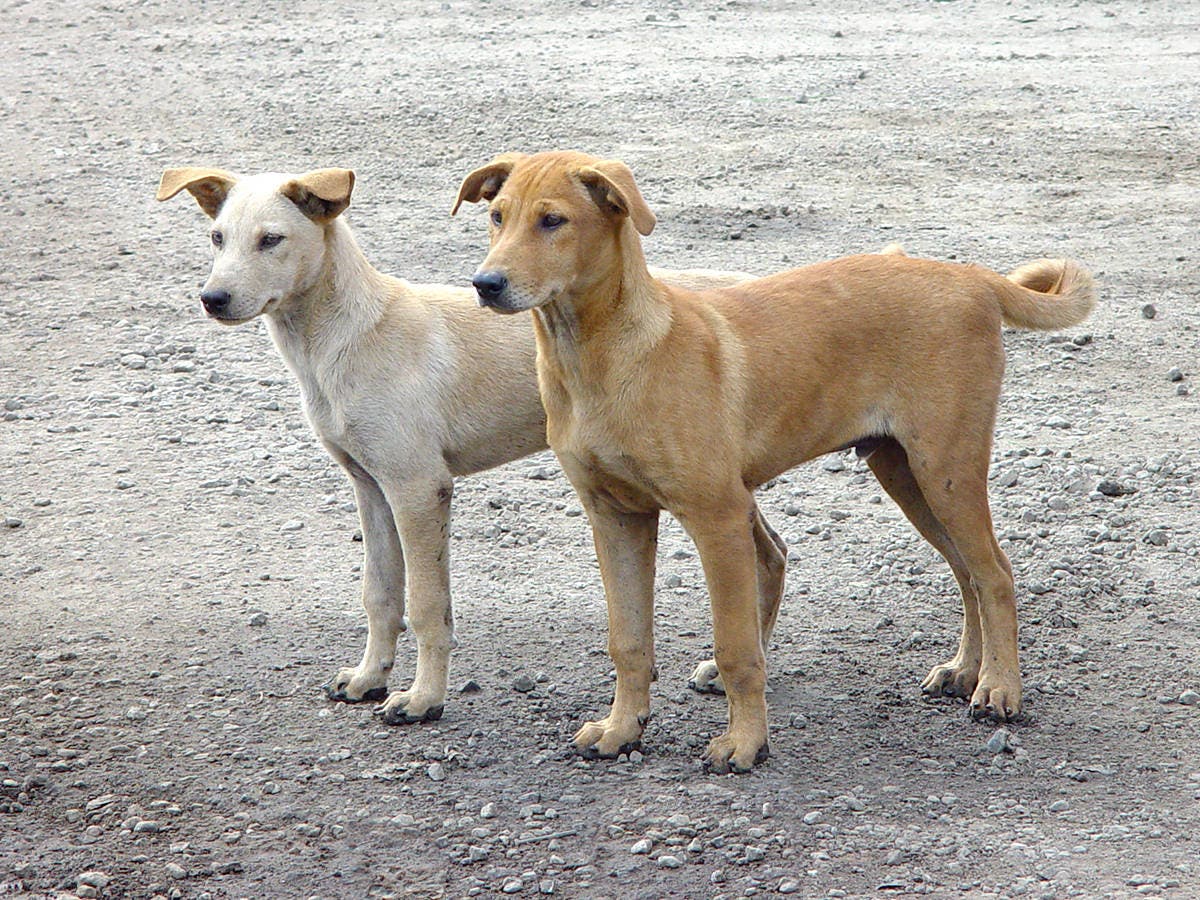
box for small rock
[1143,529,1168,547]
[391,813,416,827]
[1179,690,1200,706]
[631,837,653,854]
[125,706,147,722]
[1097,479,1135,497]
[779,878,801,894]
[3,517,22,528]
[248,611,268,626]
[460,679,482,693]
[280,519,304,532]
[886,849,904,865]
[133,820,160,833]
[664,574,682,588]
[77,871,111,890]
[539,879,555,894]
[1141,303,1157,319]
[512,674,537,693]
[1167,367,1184,382]
[1048,800,1070,812]
[120,353,147,369]
[480,802,497,819]
[822,457,845,473]
[657,855,683,868]
[502,879,523,894]
[294,823,321,837]
[985,728,1012,754]
[802,810,822,825]
[428,762,446,781]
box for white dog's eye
[210,230,223,248]
[490,209,502,227]
[259,233,284,250]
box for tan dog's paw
[688,659,726,695]
[325,665,389,704]
[969,670,1022,722]
[573,714,647,759]
[703,729,769,775]
[921,658,980,701]
[375,688,445,725]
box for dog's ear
[577,160,656,236]
[451,152,527,215]
[156,167,239,218]
[281,168,355,224]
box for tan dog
[454,150,1095,772]
[156,166,753,726]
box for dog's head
[452,151,655,313]
[156,167,355,324]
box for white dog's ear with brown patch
[451,152,529,214]
[577,160,656,236]
[156,167,239,218]
[281,168,355,223]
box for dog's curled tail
[996,258,1096,331]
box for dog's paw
[688,659,726,695]
[375,689,445,726]
[969,670,1022,722]
[572,714,647,759]
[325,666,390,704]
[920,658,980,701]
[702,730,769,775]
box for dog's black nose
[472,271,508,306]
[201,289,231,315]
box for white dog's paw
[376,688,445,725]
[688,659,726,695]
[324,665,390,704]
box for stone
[802,810,822,825]
[248,611,268,626]
[480,802,497,819]
[77,872,111,890]
[280,519,304,532]
[1141,303,1157,319]
[631,838,652,854]
[1097,479,1135,497]
[657,855,683,868]
[985,728,1011,754]
[779,879,801,894]
[1179,690,1200,706]
[512,674,537,692]
[1167,367,1184,382]
[1143,530,1168,547]
[428,762,446,781]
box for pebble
[77,872,111,889]
[1167,367,1184,382]
[428,762,446,781]
[512,674,537,692]
[1141,303,1157,319]
[1048,800,1070,813]
[3,517,22,528]
[133,820,160,833]
[502,879,523,894]
[1143,530,1168,547]
[1097,479,1135,497]
[539,879,555,894]
[294,823,321,837]
[802,810,822,825]
[779,878,801,894]
[657,855,683,868]
[480,802,498,819]
[986,728,1012,754]
[631,837,653,854]
[460,679,482,693]
[280,519,304,532]
[1179,690,1200,706]
[391,813,416,826]
[165,862,186,878]
[248,611,268,626]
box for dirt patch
[1,2,1197,898]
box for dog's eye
[540,213,565,230]
[259,233,284,250]
[210,230,223,248]
[490,209,503,227]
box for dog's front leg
[681,497,771,774]
[573,500,660,759]
[376,477,455,725]
[325,467,406,703]
[690,502,787,696]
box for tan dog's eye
[490,209,503,227]
[259,233,284,251]
[540,213,565,230]
[211,230,223,248]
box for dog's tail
[995,258,1095,331]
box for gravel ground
[2,2,1198,898]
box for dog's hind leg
[326,463,406,704]
[690,502,786,696]
[902,436,1020,721]
[377,475,456,725]
[864,439,983,701]
[573,500,660,759]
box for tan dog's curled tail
[997,258,1095,331]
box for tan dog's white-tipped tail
[997,258,1095,331]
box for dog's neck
[532,222,670,393]
[266,217,390,377]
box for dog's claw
[577,740,641,761]
[326,682,388,704]
[377,702,444,726]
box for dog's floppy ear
[451,152,528,215]
[281,168,355,224]
[156,167,239,218]
[577,160,656,236]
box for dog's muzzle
[201,289,232,316]
[472,270,509,309]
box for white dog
[157,167,751,723]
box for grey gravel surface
[2,2,1198,898]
